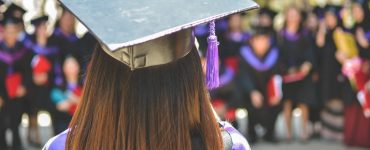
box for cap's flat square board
[59,0,259,51]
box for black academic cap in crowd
[258,7,277,19]
[58,0,259,70]
[4,3,26,20]
[250,26,272,37]
[0,15,22,26]
[31,15,49,26]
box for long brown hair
[66,45,223,150]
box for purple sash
[0,48,28,65]
[281,29,299,41]
[33,44,59,56]
[240,46,278,72]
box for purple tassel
[206,21,219,89]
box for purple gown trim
[23,38,34,49]
[33,44,59,56]
[53,28,79,42]
[240,46,278,72]
[0,48,28,65]
[280,29,308,41]
[219,66,235,87]
[31,41,62,85]
[44,122,250,150]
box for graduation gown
[210,31,250,108]
[46,27,80,135]
[27,34,61,115]
[278,29,317,106]
[236,45,281,141]
[0,40,33,147]
[50,27,80,65]
[219,31,250,61]
[318,29,354,103]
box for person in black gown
[48,9,80,135]
[278,6,316,142]
[0,15,33,150]
[237,27,281,143]
[315,6,355,141]
[304,11,322,139]
[26,15,60,147]
[0,2,6,147]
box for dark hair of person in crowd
[65,45,224,150]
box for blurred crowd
[0,0,369,150]
[195,0,370,148]
[0,1,97,149]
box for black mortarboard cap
[31,15,49,26]
[1,15,22,26]
[4,3,26,20]
[258,7,277,19]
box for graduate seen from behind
[43,0,259,150]
[237,27,282,144]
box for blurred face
[63,57,80,82]
[3,24,20,47]
[285,7,301,27]
[352,3,364,23]
[228,14,242,32]
[60,11,75,34]
[306,13,318,31]
[36,22,48,38]
[325,12,338,29]
[251,34,270,57]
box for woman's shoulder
[41,123,250,150]
[42,129,69,150]
[220,121,251,150]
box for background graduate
[315,5,355,141]
[0,15,33,150]
[278,6,316,142]
[237,26,282,143]
[27,15,59,147]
